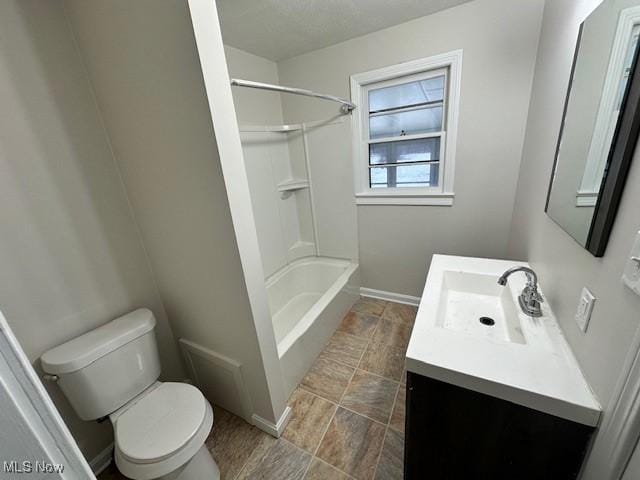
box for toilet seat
[114,382,213,480]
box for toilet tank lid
[41,309,156,375]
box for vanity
[405,255,601,479]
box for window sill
[575,190,598,207]
[355,192,455,206]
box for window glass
[370,164,439,188]
[369,137,440,165]
[369,106,443,139]
[368,75,445,113]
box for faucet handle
[531,285,544,303]
[532,288,544,303]
[523,285,544,304]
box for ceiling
[217,0,473,62]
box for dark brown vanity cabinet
[404,372,595,479]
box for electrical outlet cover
[575,288,596,333]
[622,231,640,296]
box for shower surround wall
[226,46,319,277]
[226,47,359,268]
[240,130,316,277]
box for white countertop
[406,255,601,427]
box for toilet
[41,309,220,480]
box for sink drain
[479,316,495,326]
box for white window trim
[350,50,463,206]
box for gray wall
[0,0,184,462]
[63,0,283,423]
[508,0,640,474]
[277,0,545,296]
[225,45,284,125]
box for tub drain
[479,317,495,326]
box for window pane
[369,106,443,139]
[370,164,439,188]
[369,75,445,112]
[369,137,440,165]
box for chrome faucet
[497,266,544,317]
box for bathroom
[1,0,640,478]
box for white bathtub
[266,257,359,396]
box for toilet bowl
[41,309,220,480]
[112,382,219,480]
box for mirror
[547,0,640,256]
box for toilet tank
[41,308,161,420]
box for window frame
[350,50,463,206]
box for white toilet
[41,308,220,480]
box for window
[350,51,462,205]
[368,71,445,190]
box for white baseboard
[90,443,113,475]
[360,287,421,306]
[252,406,292,438]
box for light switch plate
[622,231,640,296]
[575,287,596,333]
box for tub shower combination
[240,121,360,396]
[267,257,359,395]
[234,79,361,396]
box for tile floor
[98,298,414,480]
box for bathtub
[266,257,360,396]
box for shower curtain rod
[230,78,356,113]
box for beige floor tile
[337,311,379,339]
[358,341,405,380]
[304,458,352,480]
[320,331,368,367]
[374,429,404,480]
[206,406,271,480]
[236,434,278,480]
[316,407,386,480]
[382,302,417,326]
[389,386,406,434]
[351,298,386,316]
[284,389,337,452]
[238,438,311,480]
[341,370,398,424]
[300,357,355,403]
[371,318,412,351]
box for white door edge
[0,309,94,479]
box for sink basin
[406,255,601,427]
[436,271,525,344]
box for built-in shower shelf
[277,179,309,198]
[277,179,309,191]
[239,123,303,133]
